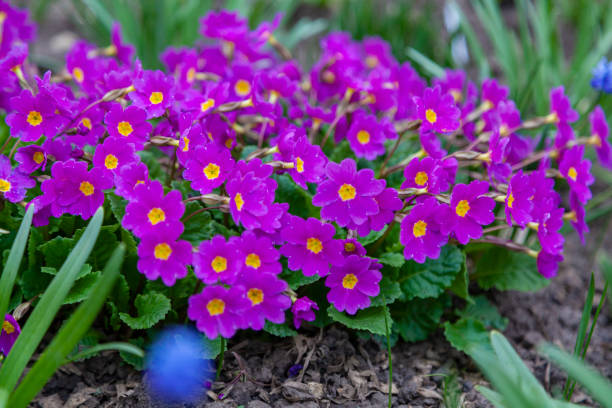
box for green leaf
[327,305,390,336]
[38,236,74,269]
[449,260,470,301]
[120,337,145,370]
[203,335,226,359]
[63,271,102,304]
[119,292,171,329]
[474,246,549,292]
[378,252,405,268]
[273,174,319,219]
[392,296,449,342]
[9,244,125,408]
[264,320,298,337]
[456,295,508,331]
[0,208,104,393]
[40,263,92,280]
[370,276,402,307]
[398,245,464,300]
[281,268,320,290]
[444,318,492,355]
[68,341,144,363]
[107,193,128,222]
[0,205,34,322]
[359,226,387,246]
[181,202,212,245]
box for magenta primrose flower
[350,186,403,237]
[442,180,495,244]
[0,155,34,203]
[346,112,387,160]
[280,216,344,277]
[402,157,448,194]
[400,197,449,263]
[105,103,152,148]
[341,239,367,257]
[188,285,249,339]
[589,106,612,169]
[312,158,385,228]
[0,314,20,356]
[481,78,509,110]
[325,255,382,315]
[6,89,63,142]
[130,70,175,118]
[536,207,564,255]
[240,273,291,330]
[114,162,150,200]
[275,133,327,189]
[110,21,135,65]
[230,231,281,275]
[548,86,579,125]
[14,145,47,174]
[569,193,589,244]
[414,86,461,134]
[122,180,184,238]
[505,170,534,228]
[92,136,140,181]
[183,144,234,194]
[137,224,192,286]
[559,145,594,205]
[292,297,319,329]
[194,235,242,285]
[537,251,563,279]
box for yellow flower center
[81,117,92,130]
[338,183,356,201]
[342,273,358,289]
[79,181,94,196]
[296,157,305,173]
[206,298,225,316]
[225,138,233,149]
[500,124,509,136]
[0,179,11,193]
[414,171,428,186]
[149,91,164,105]
[322,70,335,83]
[203,163,220,180]
[234,193,244,211]
[247,288,264,306]
[211,256,227,273]
[450,89,462,102]
[2,320,15,334]
[245,253,261,269]
[344,242,356,252]
[507,193,514,209]
[234,79,251,96]
[201,98,215,112]
[33,151,44,164]
[72,67,84,83]
[425,108,437,124]
[147,207,166,225]
[182,136,190,152]
[117,121,133,136]
[365,54,379,68]
[187,67,196,82]
[306,237,323,254]
[568,166,578,181]
[357,130,370,144]
[27,111,42,127]
[455,199,470,217]
[104,154,118,170]
[154,243,172,260]
[413,220,427,238]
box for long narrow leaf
[406,47,445,78]
[9,244,125,408]
[0,205,34,322]
[67,341,144,363]
[0,208,104,392]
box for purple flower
[442,180,495,244]
[14,145,47,174]
[537,207,564,255]
[183,145,234,194]
[40,160,112,219]
[351,186,403,237]
[6,89,63,142]
[325,255,382,315]
[414,86,460,134]
[569,192,589,244]
[115,162,150,200]
[240,273,291,330]
[137,224,192,286]
[280,216,344,277]
[0,314,20,356]
[92,137,140,181]
[346,112,387,159]
[433,69,467,102]
[188,285,249,339]
[0,155,34,203]
[589,106,612,169]
[122,180,184,238]
[275,133,327,189]
[400,197,449,263]
[110,22,135,65]
[194,235,242,285]
[537,251,563,279]
[548,86,578,124]
[402,157,448,193]
[505,170,534,228]
[481,78,509,110]
[105,103,152,149]
[291,297,319,329]
[559,146,594,205]
[312,159,385,228]
[341,239,367,257]
[177,123,210,166]
[230,231,281,275]
[130,70,175,118]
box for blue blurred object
[146,326,215,404]
[591,57,612,93]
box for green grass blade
[406,47,445,78]
[8,244,125,408]
[79,0,114,30]
[0,205,34,322]
[0,208,104,392]
[541,344,612,408]
[456,3,490,79]
[475,386,505,408]
[67,341,144,363]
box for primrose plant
[0,1,610,354]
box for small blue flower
[146,326,215,404]
[591,57,612,93]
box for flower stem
[216,337,226,380]
[382,298,392,408]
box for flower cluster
[1,2,610,339]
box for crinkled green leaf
[444,318,492,355]
[119,292,171,330]
[392,296,449,342]
[281,268,320,290]
[63,271,102,304]
[370,276,402,307]
[327,305,391,336]
[359,226,387,246]
[449,260,470,301]
[39,236,74,269]
[273,174,319,219]
[264,320,298,337]
[107,193,128,222]
[457,295,508,330]
[474,246,549,292]
[40,264,92,280]
[378,252,405,268]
